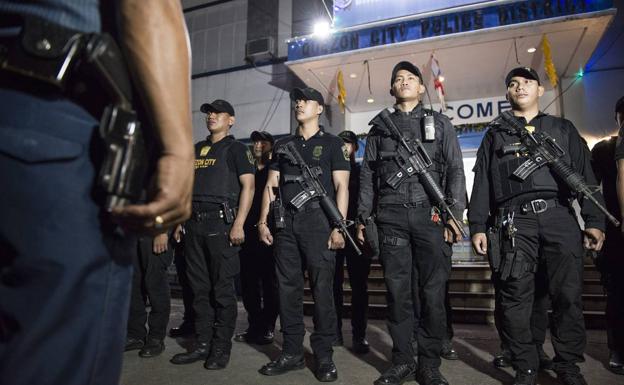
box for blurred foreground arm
[113,0,194,233]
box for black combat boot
[258,353,305,376]
[170,341,210,365]
[374,363,417,385]
[204,346,230,370]
[138,338,165,358]
[440,339,459,360]
[416,365,449,385]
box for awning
[285,0,616,114]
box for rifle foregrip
[420,171,446,205]
[550,159,621,227]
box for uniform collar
[393,103,425,117]
[206,134,235,144]
[294,125,325,140]
[513,111,548,124]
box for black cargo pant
[413,259,454,344]
[127,236,174,341]
[498,206,585,372]
[333,234,372,340]
[492,264,551,352]
[185,209,240,351]
[173,238,196,325]
[239,233,279,336]
[377,205,451,367]
[274,206,337,360]
[598,227,624,357]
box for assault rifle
[276,142,362,255]
[377,108,467,238]
[498,111,620,227]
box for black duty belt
[191,209,231,222]
[516,198,568,215]
[378,201,431,209]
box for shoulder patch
[246,149,254,165]
[342,144,350,161]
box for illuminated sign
[289,0,613,61]
[333,0,495,28]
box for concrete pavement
[120,300,622,385]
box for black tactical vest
[373,108,445,205]
[192,136,240,205]
[488,114,571,203]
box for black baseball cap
[505,67,540,87]
[338,130,357,144]
[250,130,274,144]
[200,99,235,116]
[391,61,423,85]
[338,130,359,151]
[615,96,624,114]
[290,87,324,106]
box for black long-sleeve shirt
[591,137,620,230]
[468,113,606,234]
[358,105,466,221]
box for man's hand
[258,223,273,246]
[444,221,463,244]
[116,0,193,235]
[584,228,605,251]
[328,228,345,250]
[173,224,183,243]
[229,224,245,246]
[112,154,193,234]
[472,233,488,255]
[356,224,366,245]
[153,233,169,254]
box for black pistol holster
[221,201,237,224]
[363,215,379,259]
[493,208,537,281]
[0,14,147,211]
[269,196,286,231]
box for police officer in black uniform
[257,87,350,382]
[171,99,255,370]
[125,231,174,357]
[599,96,624,375]
[357,61,466,385]
[234,130,279,345]
[469,67,606,385]
[332,130,372,354]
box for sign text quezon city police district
[287,0,613,61]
